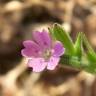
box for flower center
[43,49,51,61]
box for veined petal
[23,40,39,48]
[21,40,41,57]
[53,41,65,57]
[47,56,60,70]
[28,58,47,72]
[32,31,43,47]
[32,30,51,49]
[21,49,39,57]
[41,30,51,48]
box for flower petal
[21,40,41,57]
[32,31,43,46]
[28,58,47,72]
[23,40,38,48]
[53,41,65,57]
[41,30,51,48]
[32,30,51,49]
[47,56,60,70]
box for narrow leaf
[83,33,96,62]
[53,24,75,56]
[74,32,82,58]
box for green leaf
[74,32,82,58]
[85,62,96,74]
[83,33,96,62]
[53,23,75,56]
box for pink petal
[41,30,51,48]
[28,58,47,72]
[32,31,43,47]
[21,40,41,57]
[47,56,60,70]
[32,30,51,49]
[23,40,39,48]
[53,41,65,57]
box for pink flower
[21,30,65,72]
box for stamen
[43,49,52,61]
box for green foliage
[53,24,75,56]
[83,33,96,62]
[74,32,82,58]
[51,23,96,74]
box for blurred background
[0,0,96,96]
